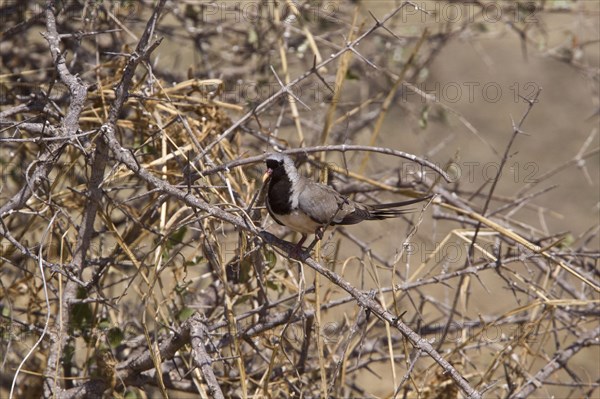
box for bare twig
[189,315,225,399]
[510,326,600,399]
[437,89,543,350]
[197,144,451,182]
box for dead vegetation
[1,1,598,398]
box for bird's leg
[290,234,307,257]
[304,226,325,254]
[315,226,325,241]
[304,203,341,254]
[296,203,341,257]
[290,226,327,258]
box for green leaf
[169,227,187,246]
[265,280,283,293]
[98,319,111,330]
[124,389,139,399]
[419,106,429,129]
[71,287,93,335]
[107,327,125,348]
[345,69,360,80]
[177,307,195,322]
[248,28,258,47]
[264,250,277,270]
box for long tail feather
[336,195,433,224]
[370,195,433,210]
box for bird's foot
[304,238,322,255]
[288,234,308,259]
[290,244,304,259]
[315,227,325,241]
[288,232,324,259]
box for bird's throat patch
[267,168,293,214]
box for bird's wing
[297,180,430,227]
[297,180,369,225]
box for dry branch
[1,1,598,398]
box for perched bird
[264,152,431,252]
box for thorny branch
[1,1,598,398]
[41,0,168,396]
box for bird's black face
[265,158,284,174]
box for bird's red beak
[263,168,273,183]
